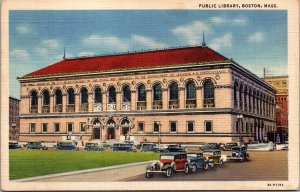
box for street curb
[13,160,154,182]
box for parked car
[141,142,162,152]
[221,142,238,151]
[26,141,48,150]
[227,146,249,162]
[203,149,224,167]
[9,141,22,149]
[187,152,209,172]
[199,145,216,152]
[163,144,185,153]
[54,141,79,151]
[84,141,105,151]
[145,152,190,178]
[112,142,136,152]
[89,140,111,148]
[206,143,221,150]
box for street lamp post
[237,114,244,145]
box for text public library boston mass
[18,45,276,144]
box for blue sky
[9,10,287,98]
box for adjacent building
[18,45,277,144]
[264,76,288,133]
[9,96,20,140]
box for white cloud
[10,49,29,60]
[82,34,129,51]
[209,33,232,51]
[41,39,60,48]
[56,53,74,60]
[78,52,96,57]
[131,35,166,49]
[34,47,48,55]
[248,32,264,43]
[210,17,227,24]
[15,24,31,34]
[209,17,248,26]
[171,21,211,45]
[233,18,248,25]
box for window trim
[29,123,36,133]
[153,121,160,133]
[186,121,195,133]
[41,123,48,133]
[54,123,60,133]
[66,122,74,133]
[137,121,145,133]
[204,121,213,133]
[80,122,86,133]
[169,121,177,133]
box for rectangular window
[42,123,48,133]
[54,123,60,133]
[67,123,73,133]
[204,121,213,133]
[282,81,287,87]
[170,121,177,133]
[29,123,36,133]
[80,122,86,133]
[153,122,160,133]
[187,121,194,133]
[138,122,144,132]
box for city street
[126,151,288,181]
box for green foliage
[9,150,159,179]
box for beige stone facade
[18,49,277,144]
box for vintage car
[145,152,190,178]
[221,142,239,151]
[112,142,137,152]
[163,144,185,153]
[202,149,224,167]
[187,152,209,172]
[199,145,216,152]
[141,142,162,152]
[206,143,221,150]
[9,141,22,149]
[84,141,105,151]
[54,141,79,151]
[26,141,48,150]
[227,146,250,162]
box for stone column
[75,93,80,112]
[116,91,121,111]
[162,88,168,110]
[50,94,54,113]
[196,86,202,108]
[102,91,107,111]
[62,93,67,112]
[88,92,93,112]
[179,86,185,109]
[38,95,42,113]
[131,90,136,110]
[146,89,152,110]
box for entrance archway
[120,119,131,136]
[106,119,116,140]
[92,119,101,139]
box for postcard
[1,0,299,191]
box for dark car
[206,143,221,150]
[141,142,162,152]
[27,141,48,150]
[55,141,79,150]
[84,141,105,151]
[221,142,238,151]
[227,146,249,162]
[145,152,190,178]
[187,152,209,172]
[163,144,185,153]
[112,143,136,152]
[9,141,22,149]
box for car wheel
[219,159,223,167]
[184,165,189,174]
[204,163,209,170]
[145,169,153,178]
[165,168,172,177]
[191,164,197,173]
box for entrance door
[107,128,115,139]
[93,128,100,139]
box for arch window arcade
[137,84,146,110]
[203,80,215,107]
[186,81,196,108]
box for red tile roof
[24,46,228,77]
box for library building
[18,45,277,144]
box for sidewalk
[14,161,152,182]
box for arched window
[55,89,62,105]
[244,86,248,111]
[239,85,243,109]
[108,86,116,103]
[94,87,102,103]
[122,85,131,102]
[42,90,50,106]
[169,82,178,101]
[234,82,238,108]
[81,87,88,104]
[30,90,38,107]
[153,83,162,101]
[186,81,196,100]
[203,80,215,107]
[67,88,75,105]
[253,90,256,113]
[137,84,146,101]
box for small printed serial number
[267,183,284,187]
